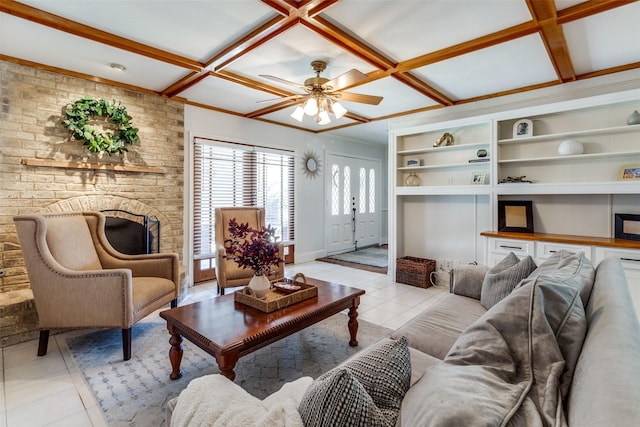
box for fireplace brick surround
[0,61,185,346]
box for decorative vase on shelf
[627,110,640,125]
[405,172,421,187]
[249,274,271,299]
[558,139,583,156]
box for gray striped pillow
[480,253,536,309]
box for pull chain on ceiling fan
[259,60,383,125]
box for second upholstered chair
[214,207,284,295]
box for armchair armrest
[450,265,489,300]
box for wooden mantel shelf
[481,231,640,250]
[21,158,164,174]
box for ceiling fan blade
[335,91,383,105]
[257,94,304,103]
[325,69,368,91]
[259,74,305,90]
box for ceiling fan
[259,60,383,125]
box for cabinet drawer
[489,238,533,257]
[595,247,640,271]
[536,242,592,261]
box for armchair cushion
[46,215,102,271]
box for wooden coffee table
[159,276,365,381]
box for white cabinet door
[535,241,593,264]
[487,238,533,266]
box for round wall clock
[302,151,321,179]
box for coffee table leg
[167,324,183,380]
[348,296,360,347]
[215,352,239,381]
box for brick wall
[0,60,185,295]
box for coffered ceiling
[1,0,639,144]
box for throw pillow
[298,336,411,427]
[480,253,537,309]
[526,250,595,306]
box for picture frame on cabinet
[618,164,640,180]
[471,170,486,184]
[513,119,533,138]
[498,200,534,233]
[615,213,640,241]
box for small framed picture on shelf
[513,119,533,138]
[470,170,486,185]
[406,158,421,167]
[618,164,640,180]
[615,213,640,241]
[498,200,534,233]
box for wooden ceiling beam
[393,73,453,106]
[245,98,301,118]
[527,0,575,82]
[215,70,296,97]
[398,21,539,72]
[162,71,211,98]
[0,0,202,71]
[305,16,396,71]
[556,0,638,24]
[204,15,297,71]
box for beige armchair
[215,207,284,295]
[13,211,180,361]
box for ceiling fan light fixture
[290,105,305,122]
[332,101,347,119]
[318,110,331,125]
[303,98,318,116]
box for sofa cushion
[399,275,586,426]
[527,250,595,306]
[407,347,440,387]
[480,252,536,309]
[391,293,486,360]
[298,336,410,427]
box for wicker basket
[396,256,435,288]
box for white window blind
[193,137,295,258]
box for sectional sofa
[168,251,640,426]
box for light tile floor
[1,261,447,426]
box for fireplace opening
[101,209,160,255]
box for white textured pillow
[171,374,312,427]
[480,253,537,309]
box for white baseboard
[294,249,327,264]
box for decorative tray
[234,273,318,313]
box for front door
[325,154,380,254]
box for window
[193,137,295,259]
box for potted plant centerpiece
[224,218,283,298]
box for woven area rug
[65,312,392,426]
[318,246,388,273]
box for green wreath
[62,96,139,155]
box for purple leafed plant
[224,218,282,276]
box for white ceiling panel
[0,14,188,91]
[563,2,640,75]
[226,25,376,84]
[412,34,558,100]
[17,0,275,61]
[324,0,532,62]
